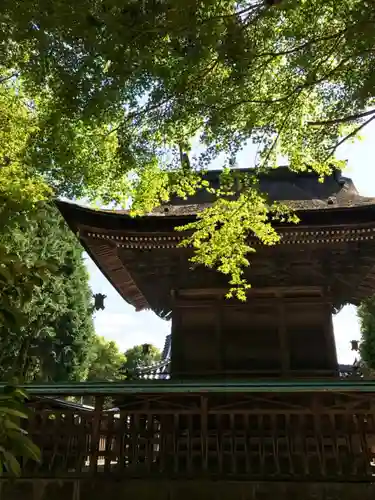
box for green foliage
[178,171,299,298]
[0,60,95,382]
[1,0,362,180]
[0,66,54,355]
[0,386,40,476]
[86,336,126,381]
[0,201,96,382]
[1,0,373,293]
[121,345,162,374]
[358,297,375,370]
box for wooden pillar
[201,396,208,472]
[325,300,338,372]
[90,395,104,474]
[170,303,184,378]
[278,298,290,376]
[215,299,224,374]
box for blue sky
[86,122,375,364]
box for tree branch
[308,108,375,126]
[253,18,375,60]
[212,49,351,116]
[253,29,349,60]
[210,91,293,115]
[107,56,220,136]
[128,3,262,37]
[259,86,305,169]
[198,3,262,24]
[327,114,375,159]
[0,72,19,85]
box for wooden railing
[139,364,362,379]
[19,387,375,481]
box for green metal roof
[1,379,375,396]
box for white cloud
[94,310,169,351]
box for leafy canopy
[86,336,126,382]
[0,74,53,362]
[0,201,97,383]
[121,345,162,375]
[1,0,374,295]
[0,69,98,382]
[358,298,375,371]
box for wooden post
[170,303,183,378]
[325,300,338,373]
[215,298,224,374]
[72,481,81,500]
[201,396,208,472]
[278,298,289,376]
[90,395,104,474]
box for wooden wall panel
[170,295,338,378]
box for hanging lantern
[93,293,106,311]
[142,343,151,355]
[350,340,359,352]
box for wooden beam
[177,286,324,298]
[278,299,290,376]
[170,306,184,378]
[215,299,224,372]
[173,297,331,309]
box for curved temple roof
[56,168,375,317]
[154,167,375,215]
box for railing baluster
[90,396,104,475]
[173,413,179,475]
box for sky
[86,121,375,365]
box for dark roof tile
[151,169,375,216]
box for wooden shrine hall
[58,167,375,379]
[4,167,375,500]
